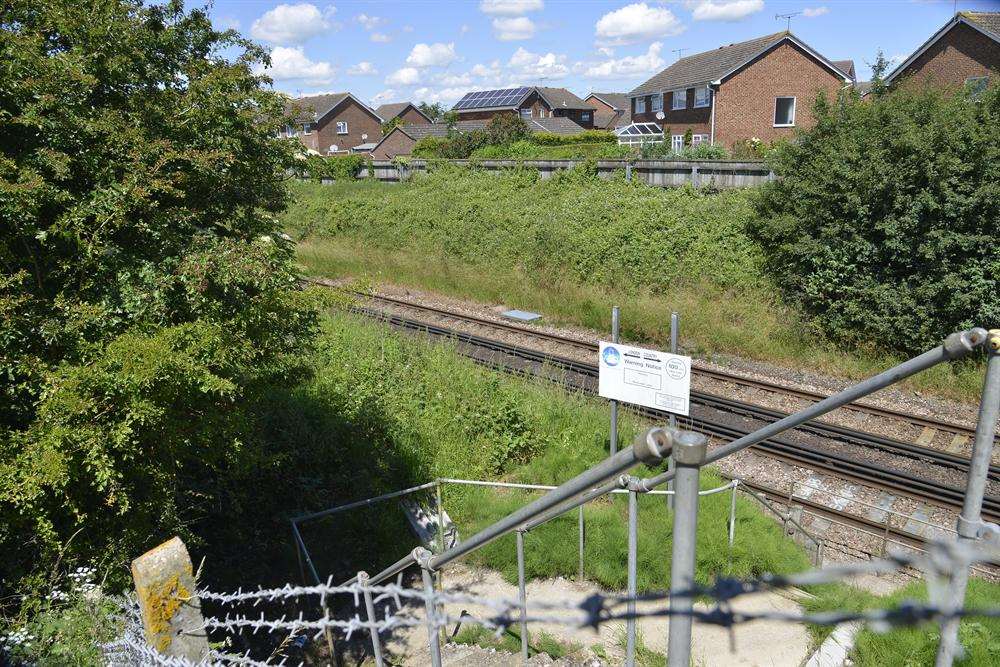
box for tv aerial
[775,12,800,31]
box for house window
[581,111,591,121]
[336,121,348,134]
[694,86,710,108]
[774,97,796,127]
[671,134,685,152]
[519,108,532,119]
[672,89,686,110]
[635,97,646,114]
[302,122,315,135]
[650,94,662,113]
[966,76,989,97]
[691,134,710,145]
[284,124,296,136]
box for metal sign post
[668,311,679,508]
[610,306,620,456]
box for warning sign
[598,341,691,416]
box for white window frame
[519,108,532,119]
[773,96,796,127]
[671,134,685,153]
[650,94,662,113]
[302,122,314,135]
[694,86,710,108]
[671,89,686,111]
[965,76,989,97]
[635,97,646,114]
[336,121,348,135]
[284,124,296,137]
[581,111,591,121]
[691,134,709,145]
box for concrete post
[130,537,209,662]
[517,530,530,664]
[936,331,1000,667]
[667,433,709,667]
[610,306,621,456]
[626,484,639,667]
[415,548,443,667]
[357,572,385,667]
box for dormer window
[694,86,710,108]
[671,89,686,110]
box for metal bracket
[956,516,1000,540]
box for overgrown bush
[752,84,1000,354]
[412,135,450,158]
[1,0,318,599]
[640,142,729,160]
[531,130,617,145]
[301,154,364,180]
[482,113,532,145]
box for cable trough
[354,306,1000,523]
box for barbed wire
[104,538,1000,666]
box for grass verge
[287,177,983,403]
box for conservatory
[614,122,664,146]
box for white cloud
[356,13,383,30]
[386,67,421,85]
[493,16,536,40]
[403,25,414,32]
[435,72,474,87]
[258,46,336,84]
[585,42,665,78]
[371,89,397,105]
[406,42,458,68]
[414,86,468,105]
[347,61,378,75]
[370,32,391,43]
[686,0,763,22]
[479,0,543,17]
[508,47,568,79]
[597,46,615,57]
[803,7,829,18]
[460,24,471,34]
[251,3,332,45]
[471,61,502,78]
[595,3,684,46]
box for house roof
[284,92,383,123]
[629,31,851,95]
[451,86,589,112]
[832,60,856,81]
[587,92,630,110]
[593,109,630,130]
[854,80,874,97]
[374,102,432,123]
[523,116,587,135]
[885,12,1000,83]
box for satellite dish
[655,111,665,120]
[362,133,368,140]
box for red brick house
[584,92,631,130]
[884,12,1000,93]
[628,31,853,150]
[451,86,595,128]
[374,102,433,125]
[280,92,383,154]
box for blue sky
[199,0,1000,106]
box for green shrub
[531,130,617,145]
[482,113,532,145]
[752,84,1000,354]
[412,135,450,158]
[640,142,730,160]
[300,154,364,180]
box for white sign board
[598,341,691,416]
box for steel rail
[355,308,1000,522]
[356,306,999,481]
[335,285,989,443]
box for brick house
[584,93,631,130]
[628,31,853,150]
[369,117,585,160]
[374,102,433,126]
[280,92,383,154]
[884,12,1000,93]
[451,86,595,128]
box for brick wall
[585,96,617,113]
[312,99,382,154]
[396,106,432,125]
[893,22,1000,91]
[370,128,417,160]
[715,41,846,148]
[556,108,595,128]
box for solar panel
[451,86,530,111]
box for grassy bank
[286,174,983,402]
[295,309,810,588]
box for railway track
[354,306,1000,523]
[351,287,988,451]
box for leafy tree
[752,83,1000,354]
[418,101,445,122]
[381,115,405,135]
[0,0,318,595]
[483,113,532,146]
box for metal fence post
[936,331,1000,667]
[667,311,679,509]
[728,480,738,549]
[414,548,443,667]
[357,572,385,667]
[578,505,585,582]
[667,433,708,667]
[626,480,639,667]
[625,162,633,182]
[516,530,530,664]
[610,306,621,456]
